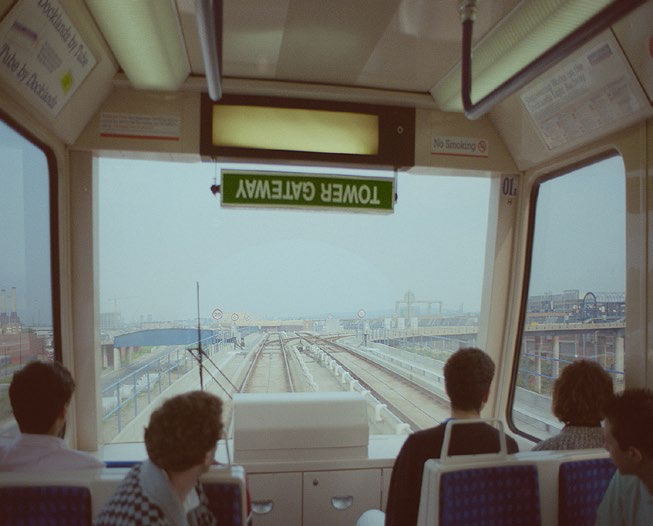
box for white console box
[233,392,369,462]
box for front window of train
[98,159,491,444]
[511,155,626,441]
[0,119,55,439]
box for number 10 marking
[502,176,518,197]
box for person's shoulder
[476,422,519,453]
[56,447,105,469]
[531,437,553,451]
[601,470,643,501]
[613,471,641,490]
[410,423,447,441]
[95,463,164,526]
[0,439,104,471]
[505,433,519,453]
[394,423,447,461]
[531,426,604,451]
[402,423,447,449]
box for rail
[518,351,625,397]
[458,0,647,119]
[238,333,270,392]
[101,336,222,435]
[279,333,295,392]
[302,334,448,431]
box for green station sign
[221,170,394,213]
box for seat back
[201,464,250,526]
[558,457,615,526]
[437,464,540,525]
[439,419,510,463]
[0,485,92,526]
[418,420,541,526]
[0,463,250,524]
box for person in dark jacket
[358,347,519,526]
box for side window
[511,155,625,440]
[0,119,56,437]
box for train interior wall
[1,1,652,524]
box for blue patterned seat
[104,460,138,468]
[0,485,92,525]
[439,465,541,526]
[203,481,245,526]
[558,457,616,526]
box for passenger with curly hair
[95,391,223,526]
[532,359,613,451]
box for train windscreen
[98,159,491,444]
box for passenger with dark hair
[0,360,103,471]
[359,347,519,526]
[95,391,223,526]
[596,388,653,525]
[532,359,613,451]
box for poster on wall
[0,0,96,116]
[520,35,646,151]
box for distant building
[100,311,123,331]
[526,289,625,323]
[0,287,21,333]
[0,330,45,365]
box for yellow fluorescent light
[432,0,613,112]
[87,0,190,91]
[212,105,379,155]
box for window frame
[506,149,623,442]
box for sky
[528,155,626,296]
[0,114,627,327]
[98,159,492,322]
[97,155,626,323]
[0,122,51,326]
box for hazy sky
[98,155,626,323]
[0,122,52,326]
[528,155,626,296]
[98,159,492,322]
[0,114,626,328]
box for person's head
[552,360,613,426]
[602,389,653,475]
[145,391,223,474]
[9,361,75,435]
[444,347,495,412]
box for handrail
[101,337,225,435]
[459,0,647,119]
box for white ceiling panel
[174,0,522,93]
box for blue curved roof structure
[114,328,219,348]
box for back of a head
[444,347,495,412]
[552,360,613,426]
[145,391,223,472]
[9,361,75,434]
[603,388,653,458]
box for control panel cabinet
[249,468,382,526]
[302,469,382,526]
[249,472,303,526]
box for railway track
[220,331,449,434]
[240,332,298,393]
[300,333,450,431]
